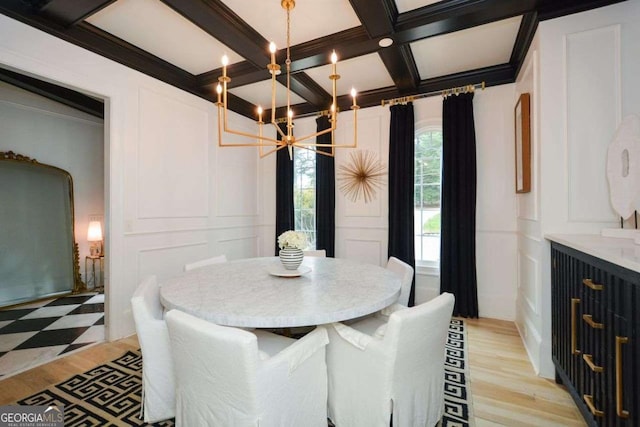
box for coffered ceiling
[0,0,625,120]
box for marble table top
[159,257,401,328]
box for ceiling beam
[277,73,332,110]
[536,0,627,21]
[1,0,626,121]
[217,0,542,89]
[348,0,395,38]
[350,0,419,93]
[0,67,104,118]
[38,0,116,27]
[161,0,268,69]
[510,12,538,80]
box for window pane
[293,148,316,249]
[414,128,442,263]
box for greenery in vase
[278,230,307,250]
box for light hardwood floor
[0,318,586,426]
[466,318,586,426]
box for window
[293,148,316,249]
[415,126,443,265]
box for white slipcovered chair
[130,275,175,423]
[183,254,227,272]
[326,292,455,427]
[303,249,326,257]
[386,256,414,306]
[165,309,330,427]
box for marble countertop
[160,257,401,328]
[546,233,640,273]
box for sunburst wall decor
[338,150,386,203]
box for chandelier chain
[286,7,292,136]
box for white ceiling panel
[395,0,444,14]
[411,16,522,80]
[86,0,244,75]
[305,53,394,97]
[221,0,361,49]
[229,80,306,110]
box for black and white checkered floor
[0,293,104,379]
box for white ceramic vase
[279,247,304,270]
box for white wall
[290,84,518,320]
[0,14,259,340]
[517,0,640,378]
[0,81,104,282]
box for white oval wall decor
[606,114,640,219]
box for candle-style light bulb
[351,87,357,107]
[221,55,229,78]
[331,50,338,64]
[257,105,263,122]
[269,42,277,65]
[288,109,293,119]
[216,83,222,103]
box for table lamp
[87,220,103,257]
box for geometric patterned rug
[442,318,474,426]
[16,320,473,426]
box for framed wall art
[515,93,531,193]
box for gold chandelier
[215,0,358,159]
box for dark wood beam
[394,0,538,44]
[378,44,420,93]
[278,73,332,109]
[39,0,115,27]
[0,67,104,118]
[348,0,396,38]
[537,0,627,21]
[350,0,418,93]
[510,12,538,80]
[160,0,269,69]
[198,61,268,88]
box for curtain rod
[272,81,486,122]
[380,81,485,107]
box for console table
[548,234,640,427]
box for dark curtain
[275,123,294,255]
[315,116,335,257]
[388,103,416,307]
[440,92,478,317]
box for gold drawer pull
[582,278,603,291]
[571,298,581,355]
[616,336,630,419]
[583,314,604,329]
[583,354,603,373]
[584,394,604,417]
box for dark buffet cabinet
[551,241,640,427]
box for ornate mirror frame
[0,151,85,307]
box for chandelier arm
[259,144,285,158]
[270,121,288,140]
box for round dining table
[159,256,401,328]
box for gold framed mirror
[0,151,84,307]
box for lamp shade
[87,221,103,242]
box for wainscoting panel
[137,241,208,283]
[565,25,620,223]
[215,112,259,218]
[218,235,259,260]
[343,238,383,266]
[517,250,539,316]
[137,87,209,219]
